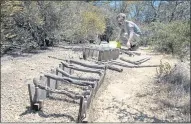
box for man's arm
[127,27,134,43]
[126,27,134,48]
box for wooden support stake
[55,69,59,89]
[46,77,50,97]
[28,84,35,108]
[77,97,85,122]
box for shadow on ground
[105,100,170,123]
[20,106,76,122]
[117,107,169,123]
[1,47,54,58]
[48,96,80,104]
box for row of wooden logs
[28,60,106,122]
[49,56,159,69]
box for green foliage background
[1,1,190,59]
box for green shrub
[155,61,190,120]
[80,7,106,42]
[156,61,190,93]
[141,21,190,60]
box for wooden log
[39,76,47,100]
[55,45,84,51]
[106,65,123,72]
[110,61,160,68]
[58,64,65,77]
[113,49,120,60]
[121,50,135,56]
[94,61,123,72]
[61,61,103,75]
[108,49,112,61]
[38,88,47,101]
[81,98,87,119]
[121,48,141,55]
[66,59,106,70]
[135,57,151,64]
[120,56,152,65]
[98,50,104,61]
[94,50,99,60]
[94,72,105,96]
[84,87,93,109]
[77,97,85,122]
[49,55,104,70]
[130,51,141,56]
[32,77,47,103]
[86,48,90,59]
[44,73,96,87]
[105,50,110,61]
[83,48,88,60]
[33,78,83,100]
[102,50,106,61]
[56,68,99,81]
[99,73,105,89]
[49,69,57,92]
[28,84,35,108]
[120,57,139,65]
[55,69,59,89]
[46,77,50,97]
[110,49,115,60]
[63,66,72,75]
[30,85,43,111]
[35,87,40,102]
[89,49,93,58]
[85,94,92,110]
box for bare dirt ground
[1,46,189,122]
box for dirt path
[90,52,178,122]
[1,47,179,122]
[1,48,82,122]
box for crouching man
[116,13,142,51]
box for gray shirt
[117,20,141,42]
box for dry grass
[155,61,190,122]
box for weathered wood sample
[83,46,120,61]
